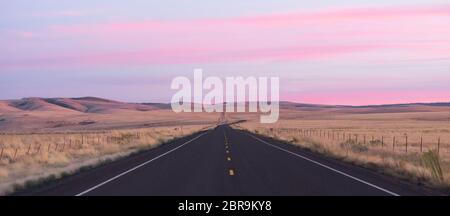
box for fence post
[405,136,408,153]
[37,143,41,154]
[13,148,18,160]
[0,147,3,159]
[355,134,358,143]
[382,136,384,148]
[48,143,51,152]
[420,136,423,153]
[364,135,366,145]
[393,136,396,152]
[438,137,441,154]
[345,142,349,157]
[27,143,32,154]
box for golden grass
[233,116,450,189]
[0,124,211,195]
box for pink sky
[1,2,449,105]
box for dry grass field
[0,125,211,194]
[232,104,450,189]
[0,97,218,194]
[1,97,450,193]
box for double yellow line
[223,131,235,176]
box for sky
[1,0,449,105]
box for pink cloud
[48,4,450,33]
[2,4,450,69]
[1,44,390,69]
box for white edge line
[243,131,400,196]
[75,131,209,196]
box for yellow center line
[229,169,235,176]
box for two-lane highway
[23,125,440,196]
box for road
[23,125,440,196]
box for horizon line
[1,96,450,108]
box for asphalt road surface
[23,125,441,196]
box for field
[2,97,450,193]
[0,125,213,194]
[0,97,219,194]
[232,104,450,189]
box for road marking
[227,156,232,161]
[243,132,400,196]
[75,131,209,196]
[229,169,235,176]
[226,150,230,154]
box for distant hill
[0,97,169,114]
[278,101,450,114]
[0,96,449,132]
[1,97,449,114]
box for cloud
[2,4,450,69]
[30,10,86,18]
[0,44,390,69]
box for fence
[264,127,448,158]
[0,127,188,162]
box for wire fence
[263,127,449,159]
[0,124,214,163]
[0,131,142,161]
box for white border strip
[243,132,400,196]
[76,131,208,196]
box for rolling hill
[0,97,165,114]
[1,97,450,132]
